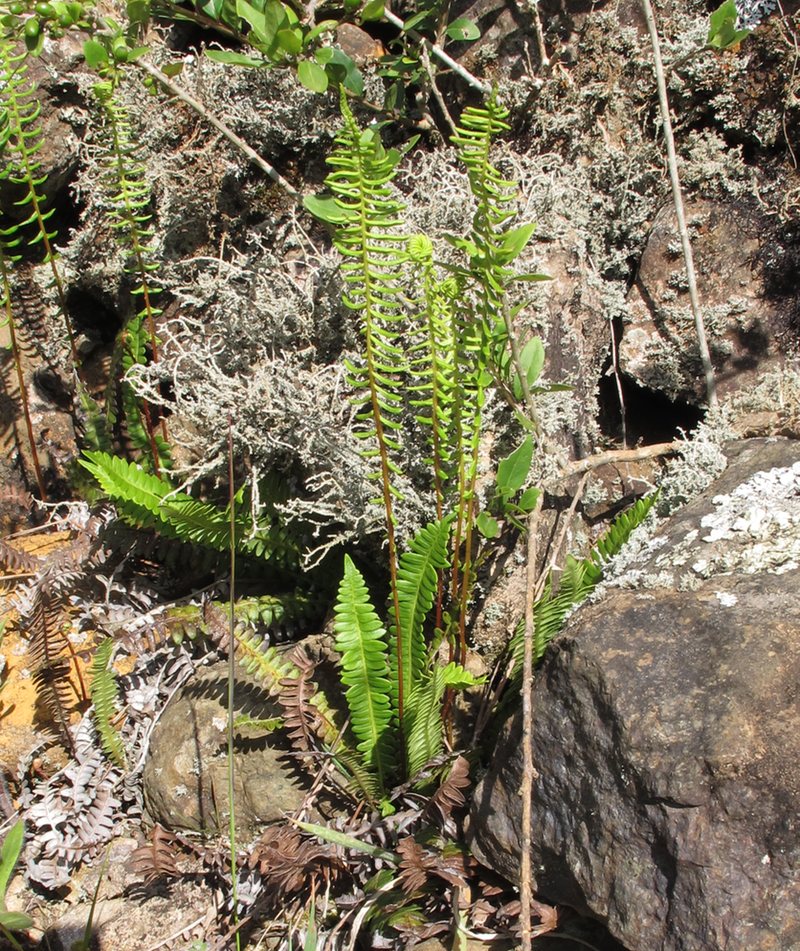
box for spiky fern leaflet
[333,555,396,790]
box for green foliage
[0,821,33,936]
[389,516,452,730]
[334,555,396,787]
[508,492,659,679]
[333,520,479,793]
[318,92,409,506]
[79,450,298,568]
[0,36,75,358]
[91,75,170,473]
[707,0,750,49]
[89,637,126,768]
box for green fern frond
[406,237,461,510]
[405,661,481,779]
[390,518,452,725]
[333,555,397,788]
[510,492,659,677]
[79,451,299,565]
[90,637,126,768]
[324,92,409,503]
[0,38,76,361]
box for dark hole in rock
[597,361,703,446]
[65,287,123,343]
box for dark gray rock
[143,662,307,836]
[470,438,800,951]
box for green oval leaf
[297,58,328,91]
[445,16,480,41]
[83,37,109,67]
[476,511,500,539]
[277,27,302,55]
[496,435,533,500]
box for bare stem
[519,491,543,951]
[640,0,717,408]
[136,61,302,202]
[384,9,491,94]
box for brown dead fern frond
[424,755,471,824]
[248,824,344,900]
[0,537,40,573]
[131,823,182,885]
[0,484,32,512]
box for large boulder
[469,438,800,951]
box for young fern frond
[90,637,126,768]
[405,661,480,779]
[333,555,397,789]
[0,39,76,363]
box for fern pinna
[91,74,170,474]
[0,38,77,364]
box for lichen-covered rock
[620,200,787,404]
[469,438,800,951]
[143,662,307,836]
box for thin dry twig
[533,470,590,602]
[640,0,717,408]
[519,490,543,951]
[565,440,680,476]
[383,8,491,94]
[136,60,302,202]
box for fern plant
[0,36,77,364]
[86,57,170,474]
[79,450,299,569]
[333,520,480,794]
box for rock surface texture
[470,438,800,951]
[143,662,307,835]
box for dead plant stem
[383,9,491,94]
[520,491,543,951]
[640,0,717,408]
[566,439,680,476]
[136,61,302,202]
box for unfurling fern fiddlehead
[91,74,170,474]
